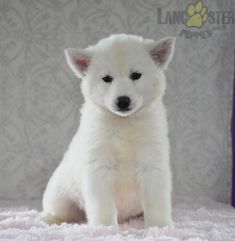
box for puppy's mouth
[110,106,137,117]
[117,107,131,112]
[116,108,132,116]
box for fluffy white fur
[39,34,176,228]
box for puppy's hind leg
[39,194,86,225]
[38,175,85,224]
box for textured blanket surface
[0,196,234,241]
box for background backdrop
[0,0,234,203]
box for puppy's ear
[145,37,176,70]
[64,48,91,78]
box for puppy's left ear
[64,48,91,78]
[145,37,176,70]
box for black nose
[115,96,131,111]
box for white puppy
[40,34,175,228]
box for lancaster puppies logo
[157,0,234,39]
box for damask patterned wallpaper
[0,0,234,203]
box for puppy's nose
[116,96,131,111]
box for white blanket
[0,196,234,241]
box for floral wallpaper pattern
[0,0,234,203]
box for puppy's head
[65,34,175,117]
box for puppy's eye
[102,75,113,83]
[130,72,142,80]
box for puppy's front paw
[156,218,174,228]
[145,214,173,228]
[145,219,174,228]
[88,213,118,226]
[36,212,63,225]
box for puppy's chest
[112,125,139,165]
[108,124,143,180]
[108,126,143,203]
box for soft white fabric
[0,196,234,241]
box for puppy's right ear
[64,48,91,78]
